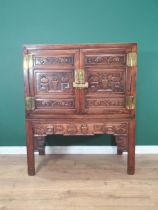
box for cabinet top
[23,43,137,51]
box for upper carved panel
[34,56,74,66]
[36,72,73,94]
[87,71,125,93]
[36,98,75,109]
[85,55,126,65]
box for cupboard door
[24,49,80,114]
[80,47,136,114]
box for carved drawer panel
[33,122,128,136]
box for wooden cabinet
[23,43,137,175]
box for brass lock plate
[73,82,88,88]
[73,69,88,88]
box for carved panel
[34,126,46,136]
[34,125,54,136]
[86,97,125,108]
[35,56,74,65]
[67,124,77,135]
[94,123,128,135]
[33,122,128,136]
[85,55,126,65]
[34,136,46,155]
[80,124,89,134]
[115,136,128,152]
[54,125,64,134]
[36,72,73,94]
[87,71,125,93]
[36,99,75,109]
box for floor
[0,154,158,210]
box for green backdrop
[0,0,158,146]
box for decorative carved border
[35,56,74,65]
[33,122,128,136]
[85,55,126,65]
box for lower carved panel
[94,123,128,135]
[115,136,128,153]
[34,136,46,155]
[36,98,75,109]
[86,97,125,108]
[33,122,128,136]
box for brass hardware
[73,82,88,88]
[25,97,35,111]
[73,69,88,88]
[126,96,136,110]
[75,69,85,84]
[127,52,137,67]
[23,54,33,71]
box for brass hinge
[126,96,136,110]
[25,97,35,111]
[73,69,88,88]
[23,54,33,71]
[127,52,137,67]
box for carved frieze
[80,124,89,134]
[115,124,128,135]
[34,126,46,136]
[85,55,126,65]
[36,72,73,93]
[36,99,74,109]
[35,56,74,65]
[46,125,54,135]
[33,122,128,136]
[54,125,64,134]
[87,71,125,92]
[34,125,54,136]
[67,124,77,135]
[86,98,125,108]
[94,123,128,135]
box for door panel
[34,70,73,95]
[27,49,79,114]
[87,68,125,94]
[80,48,129,114]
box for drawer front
[87,68,125,94]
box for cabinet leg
[26,120,35,176]
[127,119,136,175]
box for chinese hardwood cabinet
[23,43,137,176]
